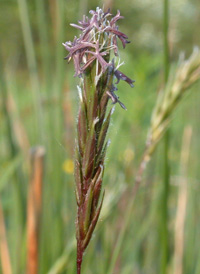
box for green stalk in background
[0,55,17,158]
[17,0,44,142]
[0,53,26,273]
[63,8,134,274]
[163,0,170,84]
[35,0,50,85]
[161,0,170,272]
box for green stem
[161,0,170,273]
[35,0,50,85]
[0,54,26,273]
[161,131,170,274]
[0,56,17,158]
[107,160,146,274]
[163,0,170,83]
[107,194,134,274]
[17,0,44,142]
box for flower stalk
[63,7,134,273]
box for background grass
[0,0,200,273]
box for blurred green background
[0,0,200,273]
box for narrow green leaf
[0,154,23,193]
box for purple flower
[105,27,130,48]
[70,8,135,274]
[63,7,135,109]
[110,10,124,26]
[84,41,111,73]
[106,85,127,109]
[114,69,135,87]
[63,8,133,76]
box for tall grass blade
[0,155,23,193]
[7,94,30,155]
[0,54,17,158]
[17,0,43,141]
[161,0,170,271]
[26,146,45,274]
[35,0,50,85]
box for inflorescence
[63,7,134,109]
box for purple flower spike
[110,10,124,26]
[78,15,90,28]
[103,8,112,18]
[63,8,134,77]
[70,24,85,31]
[105,27,130,48]
[84,41,111,73]
[63,8,135,274]
[114,69,135,87]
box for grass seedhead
[63,7,134,273]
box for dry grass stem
[174,126,192,274]
[27,146,45,274]
[0,200,12,274]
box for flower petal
[110,10,124,26]
[114,70,135,87]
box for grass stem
[0,54,17,158]
[26,147,45,274]
[161,0,170,273]
[17,0,44,142]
